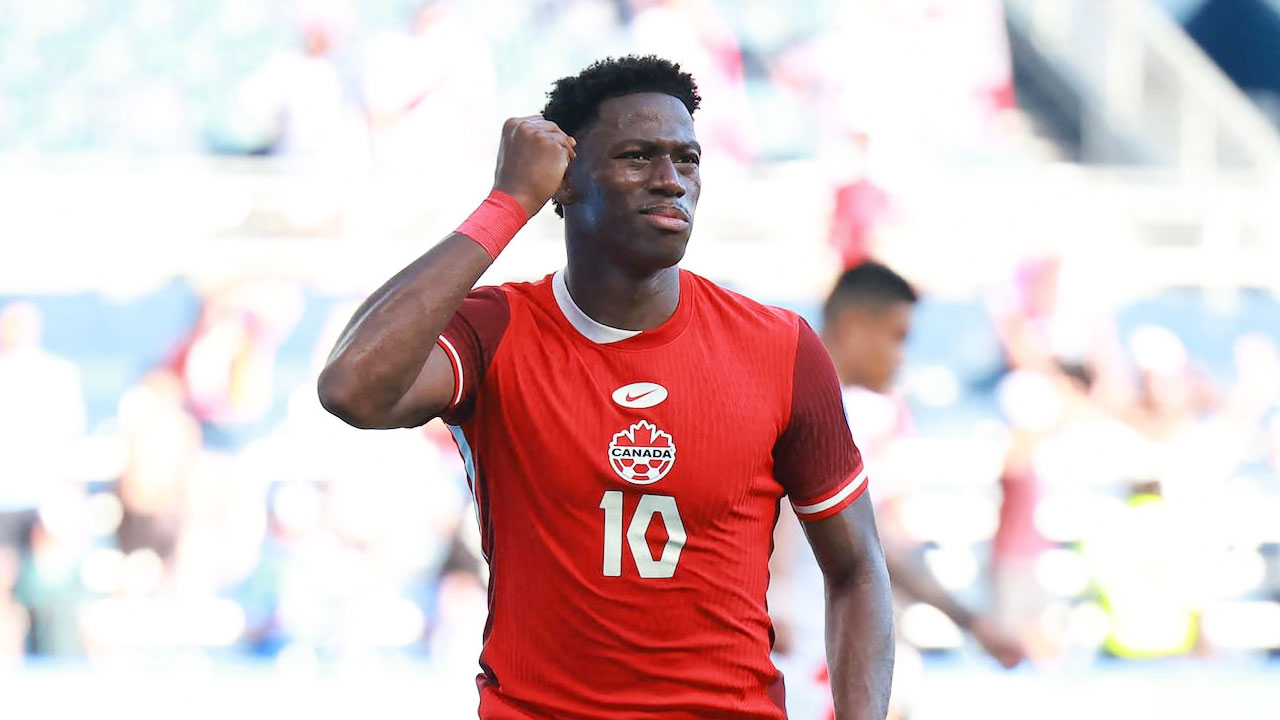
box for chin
[647,239,690,270]
[621,231,690,271]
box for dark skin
[318,91,893,719]
[558,93,700,330]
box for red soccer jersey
[436,269,867,719]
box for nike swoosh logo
[612,382,668,409]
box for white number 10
[599,491,686,578]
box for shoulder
[684,270,803,339]
[450,274,560,351]
[481,274,551,305]
[462,274,552,312]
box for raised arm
[317,116,574,428]
[802,494,894,720]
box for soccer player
[318,56,894,719]
[799,262,1026,718]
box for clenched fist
[493,115,576,218]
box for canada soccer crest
[608,420,676,485]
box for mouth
[639,205,691,232]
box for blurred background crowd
[2,0,1280,718]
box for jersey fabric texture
[436,269,867,719]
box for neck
[837,364,874,393]
[563,257,680,331]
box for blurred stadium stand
[2,1,1279,718]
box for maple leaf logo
[607,420,676,485]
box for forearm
[883,540,975,631]
[318,234,492,425]
[826,553,895,720]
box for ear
[831,307,868,341]
[553,171,578,209]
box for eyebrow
[611,139,702,154]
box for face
[823,301,913,393]
[560,92,701,272]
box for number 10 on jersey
[599,491,686,578]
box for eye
[617,151,649,161]
[677,153,700,165]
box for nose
[647,155,685,197]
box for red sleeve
[773,317,868,522]
[435,286,511,425]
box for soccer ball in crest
[607,420,677,485]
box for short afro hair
[824,261,918,322]
[542,55,700,216]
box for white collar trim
[552,269,641,345]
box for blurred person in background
[0,302,85,553]
[991,366,1090,659]
[1123,324,1236,508]
[17,511,91,656]
[625,0,757,166]
[1084,324,1255,659]
[115,369,203,561]
[0,538,26,661]
[362,2,497,174]
[168,279,304,450]
[0,545,23,664]
[775,262,1026,720]
[1223,333,1280,437]
[986,254,1130,412]
[0,302,86,655]
[824,129,897,271]
[1084,478,1201,660]
[318,55,893,719]
[233,0,367,164]
[229,1,370,233]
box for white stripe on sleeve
[792,468,869,516]
[437,335,465,408]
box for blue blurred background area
[2,1,1280,718]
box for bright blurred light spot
[1225,495,1280,545]
[1034,494,1127,542]
[130,0,177,33]
[885,437,1006,489]
[906,365,961,407]
[38,488,87,539]
[82,598,130,646]
[276,642,320,677]
[220,0,270,35]
[899,495,999,543]
[204,185,254,232]
[1066,601,1110,649]
[1201,601,1280,650]
[1129,324,1187,375]
[346,594,426,648]
[188,599,246,647]
[1207,549,1268,599]
[900,602,963,650]
[1037,601,1073,650]
[171,647,215,675]
[890,643,925,706]
[1035,548,1091,598]
[83,596,247,648]
[80,548,126,594]
[66,434,129,484]
[923,546,979,591]
[272,480,324,531]
[85,492,124,538]
[122,549,165,595]
[997,370,1061,432]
